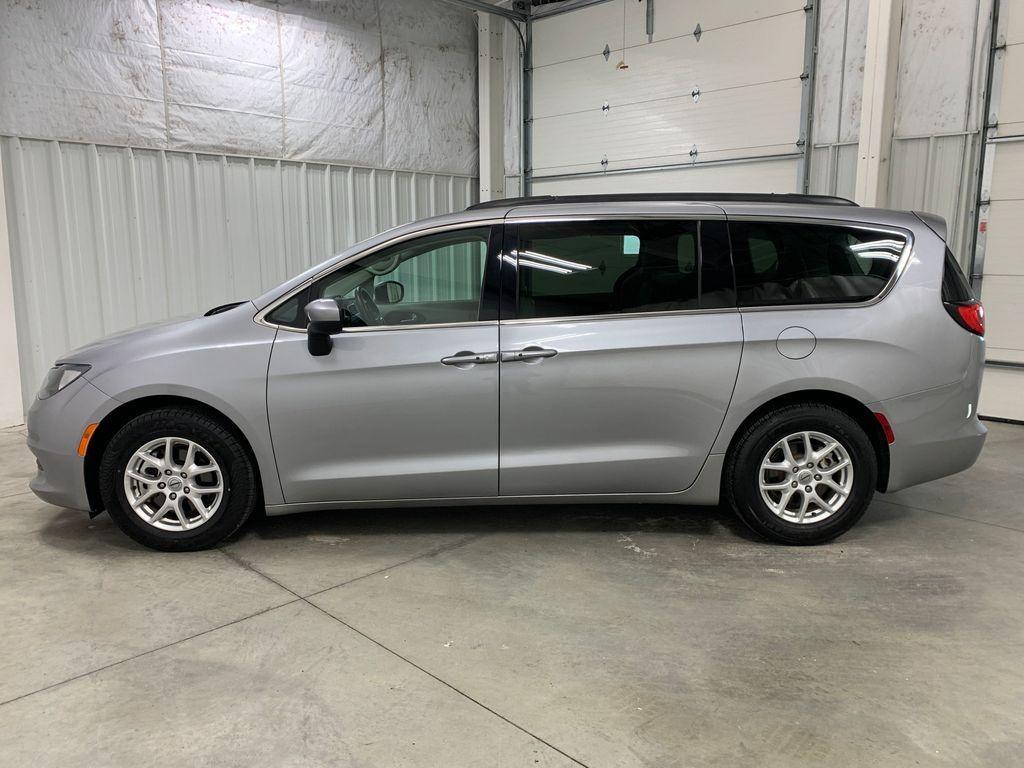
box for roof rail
[467,192,859,211]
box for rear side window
[729,221,905,307]
[941,247,974,303]
[514,219,732,320]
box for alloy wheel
[123,436,225,532]
[758,430,854,524]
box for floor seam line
[0,489,35,500]
[217,532,487,600]
[0,598,301,708]
[303,599,593,768]
[877,497,1024,534]
[219,541,592,767]
[301,532,490,598]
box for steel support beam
[798,1,821,193]
[478,12,505,201]
[854,0,904,206]
[969,0,1006,290]
[522,16,533,195]
[0,148,24,426]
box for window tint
[729,221,904,306]
[941,247,974,303]
[515,220,714,320]
[266,227,489,329]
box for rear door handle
[500,346,558,363]
[441,351,498,367]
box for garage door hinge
[689,144,698,162]
[803,2,814,11]
[601,155,609,168]
[800,71,810,81]
[693,23,702,42]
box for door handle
[441,351,498,367]
[500,346,558,363]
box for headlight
[37,364,91,400]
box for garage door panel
[533,0,805,67]
[994,45,1024,132]
[629,0,805,46]
[980,276,1024,356]
[1006,6,1024,45]
[979,367,1024,421]
[532,78,802,173]
[532,2,624,67]
[983,200,1024,276]
[533,13,805,120]
[988,141,1024,200]
[531,158,800,195]
[534,144,799,178]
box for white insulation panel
[1,136,476,411]
[529,0,806,184]
[0,0,479,176]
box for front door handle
[441,351,498,367]
[500,346,558,363]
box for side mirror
[374,280,405,305]
[305,298,344,356]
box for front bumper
[26,379,117,512]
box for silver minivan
[26,193,987,550]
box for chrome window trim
[499,307,733,326]
[274,320,499,336]
[257,213,916,331]
[254,218,506,331]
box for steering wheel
[354,286,383,326]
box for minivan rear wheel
[724,403,877,544]
[98,408,258,551]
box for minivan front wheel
[99,408,258,551]
[725,404,877,544]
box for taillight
[945,300,985,336]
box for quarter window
[514,220,727,320]
[729,221,904,306]
[266,227,490,329]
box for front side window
[729,221,905,307]
[515,220,720,320]
[267,227,490,329]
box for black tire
[724,403,877,545]
[98,407,259,551]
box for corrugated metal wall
[1,136,476,411]
[811,0,988,265]
[886,0,988,263]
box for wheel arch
[722,389,891,493]
[84,395,264,514]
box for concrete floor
[0,423,1022,767]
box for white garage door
[529,0,809,194]
[977,0,1024,421]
